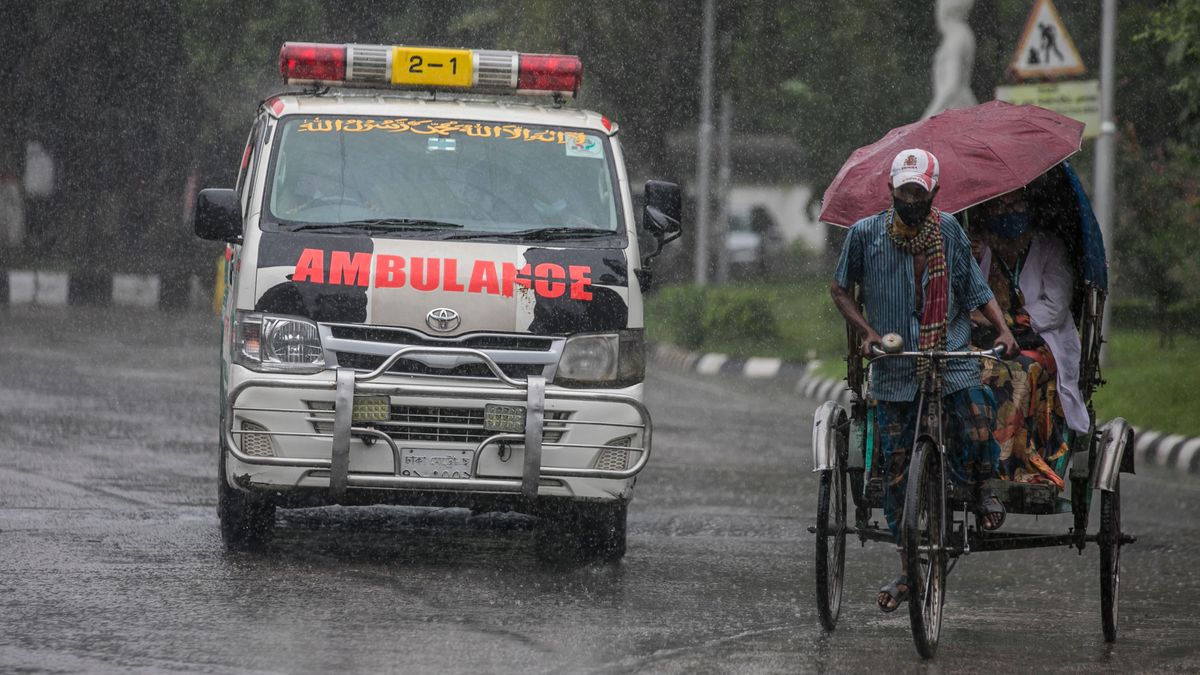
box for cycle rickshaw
[810,153,1137,658]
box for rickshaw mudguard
[1092,418,1136,492]
[812,400,848,472]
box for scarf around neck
[886,207,949,360]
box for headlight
[234,311,326,373]
[556,329,644,387]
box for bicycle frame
[867,343,1006,558]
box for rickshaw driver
[828,148,1019,612]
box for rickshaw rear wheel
[1099,478,1121,642]
[815,467,847,631]
[904,441,946,659]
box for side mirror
[194,188,242,242]
[641,180,682,267]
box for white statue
[923,0,977,119]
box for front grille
[388,405,486,443]
[306,402,570,444]
[334,352,545,379]
[329,325,553,352]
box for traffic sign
[1010,0,1086,80]
[995,80,1100,138]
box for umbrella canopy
[819,100,1085,227]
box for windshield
[264,115,622,240]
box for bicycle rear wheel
[904,440,946,659]
[815,467,846,631]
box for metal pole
[692,0,715,286]
[1094,0,1116,364]
[715,91,733,284]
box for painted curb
[649,342,1200,477]
[3,270,203,309]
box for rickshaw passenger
[968,189,1089,489]
[829,149,1019,613]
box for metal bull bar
[224,346,652,499]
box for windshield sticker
[565,134,604,159]
[426,137,457,152]
[297,117,588,146]
[290,248,594,300]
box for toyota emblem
[425,307,461,333]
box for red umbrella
[818,100,1085,227]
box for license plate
[400,448,473,479]
[484,404,526,433]
[391,47,473,88]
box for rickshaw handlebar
[869,332,1006,362]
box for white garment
[978,233,1089,433]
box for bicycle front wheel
[904,440,946,659]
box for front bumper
[224,345,651,501]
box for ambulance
[194,42,682,560]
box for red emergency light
[278,42,582,98]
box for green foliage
[700,289,779,345]
[1140,0,1200,143]
[1092,329,1200,437]
[1111,138,1200,342]
[645,281,845,363]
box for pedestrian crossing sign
[1009,0,1086,80]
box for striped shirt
[833,210,994,402]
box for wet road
[1,306,1198,674]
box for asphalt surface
[1,305,1199,674]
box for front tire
[218,449,275,551]
[815,467,847,631]
[904,441,946,659]
[1099,479,1121,642]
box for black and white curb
[1132,430,1200,475]
[650,343,1200,477]
[2,270,204,309]
[651,343,811,383]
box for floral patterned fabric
[976,249,1071,490]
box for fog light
[484,404,526,433]
[352,396,390,422]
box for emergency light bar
[279,42,582,98]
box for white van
[194,42,681,560]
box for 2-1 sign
[391,47,473,88]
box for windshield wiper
[446,227,617,241]
[287,218,464,233]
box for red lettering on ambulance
[443,259,465,292]
[502,263,532,298]
[375,255,406,288]
[411,257,440,291]
[569,265,593,300]
[329,251,371,286]
[468,260,500,295]
[293,248,325,283]
[534,263,566,298]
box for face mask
[983,212,1030,240]
[893,197,932,228]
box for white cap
[890,148,940,192]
